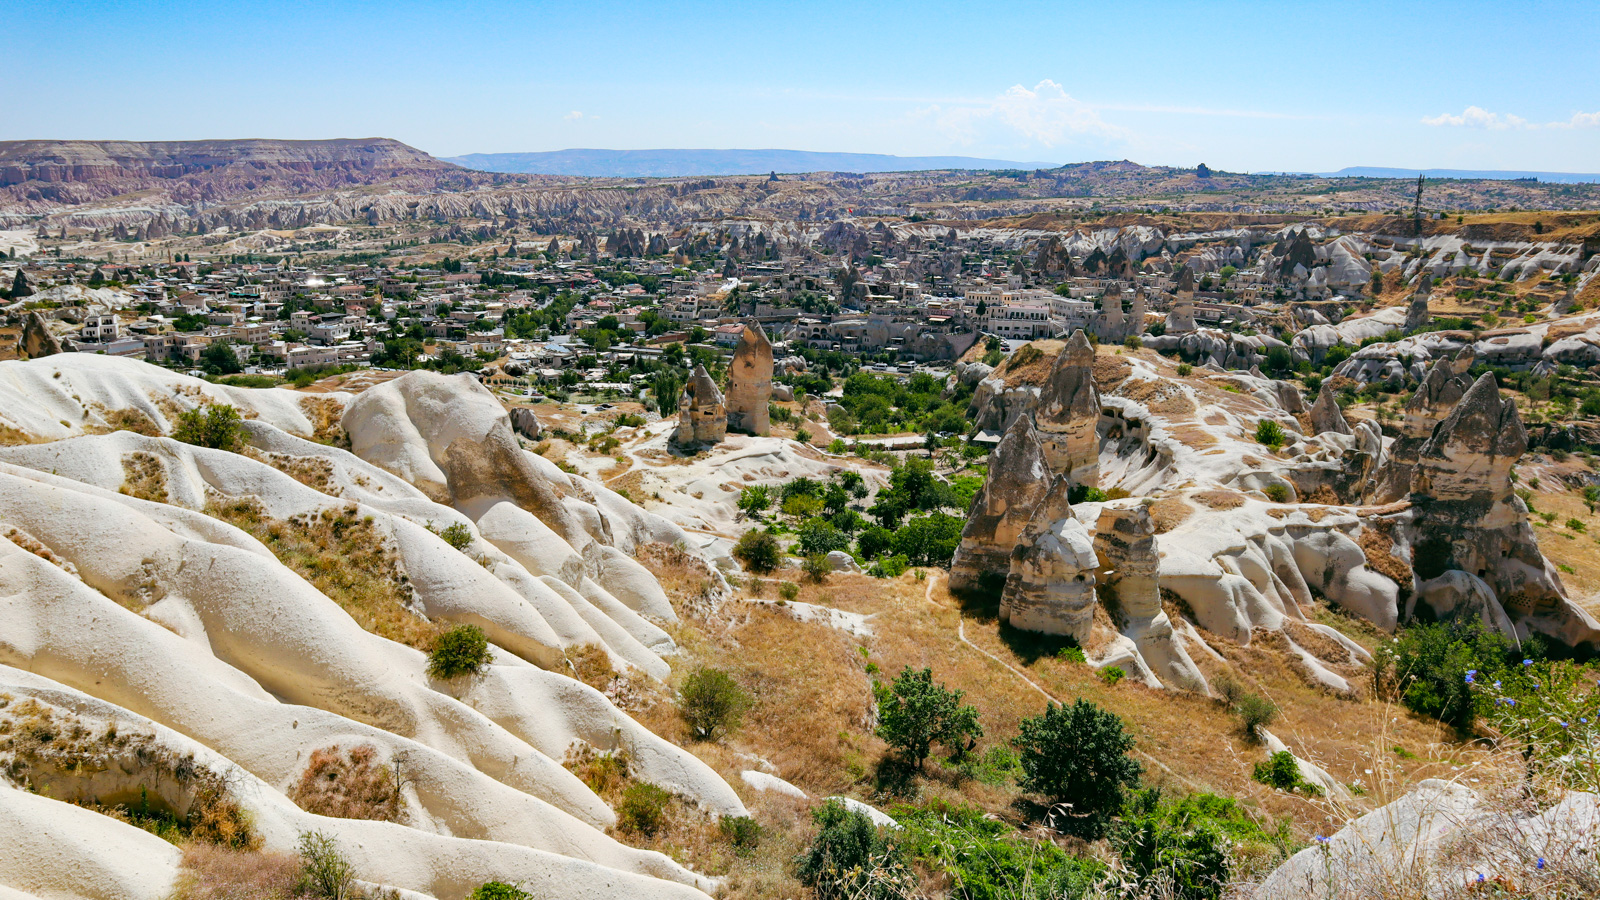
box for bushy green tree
[733,529,782,575]
[890,512,963,566]
[876,667,982,769]
[797,518,850,556]
[1013,700,1141,839]
[738,484,772,519]
[678,667,753,741]
[794,800,908,900]
[1378,619,1519,734]
[1111,791,1229,900]
[857,525,894,560]
[172,404,245,452]
[427,624,492,679]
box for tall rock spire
[949,414,1053,595]
[1035,330,1100,488]
[725,321,773,435]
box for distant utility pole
[1412,175,1425,235]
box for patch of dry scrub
[250,450,341,496]
[1093,354,1132,391]
[1193,490,1247,510]
[205,498,437,649]
[172,844,304,900]
[637,541,725,616]
[298,396,349,448]
[93,406,161,437]
[1148,496,1193,534]
[120,451,169,503]
[1356,525,1414,590]
[290,743,404,822]
[0,696,258,850]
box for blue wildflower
[1314,835,1329,844]
[1537,857,1546,870]
[1524,659,1534,667]
[1465,672,1476,684]
[1477,873,1486,883]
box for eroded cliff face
[1034,330,1101,487]
[949,415,1053,595]
[0,355,739,900]
[999,475,1099,640]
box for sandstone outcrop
[1035,330,1100,487]
[998,476,1098,639]
[509,405,543,440]
[16,311,61,359]
[1400,373,1598,648]
[1092,504,1206,692]
[949,415,1053,595]
[673,364,726,447]
[1166,268,1198,334]
[1403,276,1432,332]
[725,321,773,435]
[1307,380,1351,435]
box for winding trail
[923,571,1201,790]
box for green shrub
[617,782,673,836]
[1111,791,1229,900]
[778,581,800,602]
[896,801,1107,900]
[1254,419,1286,449]
[1013,700,1141,839]
[795,427,812,444]
[888,511,963,566]
[296,831,355,900]
[794,799,909,900]
[678,667,753,741]
[797,518,850,556]
[1377,619,1519,733]
[738,485,773,518]
[1263,483,1290,503]
[857,525,895,560]
[867,554,909,578]
[1124,335,1143,351]
[1057,645,1087,665]
[1099,666,1125,686]
[427,624,492,680]
[430,521,474,551]
[172,404,245,452]
[718,815,763,855]
[469,883,533,900]
[1176,363,1193,376]
[803,553,833,583]
[1234,694,1277,742]
[1068,485,1109,504]
[733,529,782,575]
[876,667,983,769]
[1251,751,1321,796]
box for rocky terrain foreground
[0,355,746,899]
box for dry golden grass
[205,498,438,650]
[1521,486,1600,617]
[638,564,1495,863]
[0,421,49,446]
[1356,525,1414,588]
[297,396,348,447]
[120,451,169,503]
[1148,496,1193,535]
[1193,490,1247,510]
[91,406,161,437]
[172,845,302,900]
[290,743,402,823]
[247,449,341,496]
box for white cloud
[1548,110,1600,129]
[926,80,1129,148]
[563,110,586,121]
[1421,106,1531,130]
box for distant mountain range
[445,148,1060,177]
[1321,166,1600,184]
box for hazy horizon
[11,0,1599,173]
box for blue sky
[10,0,1599,172]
